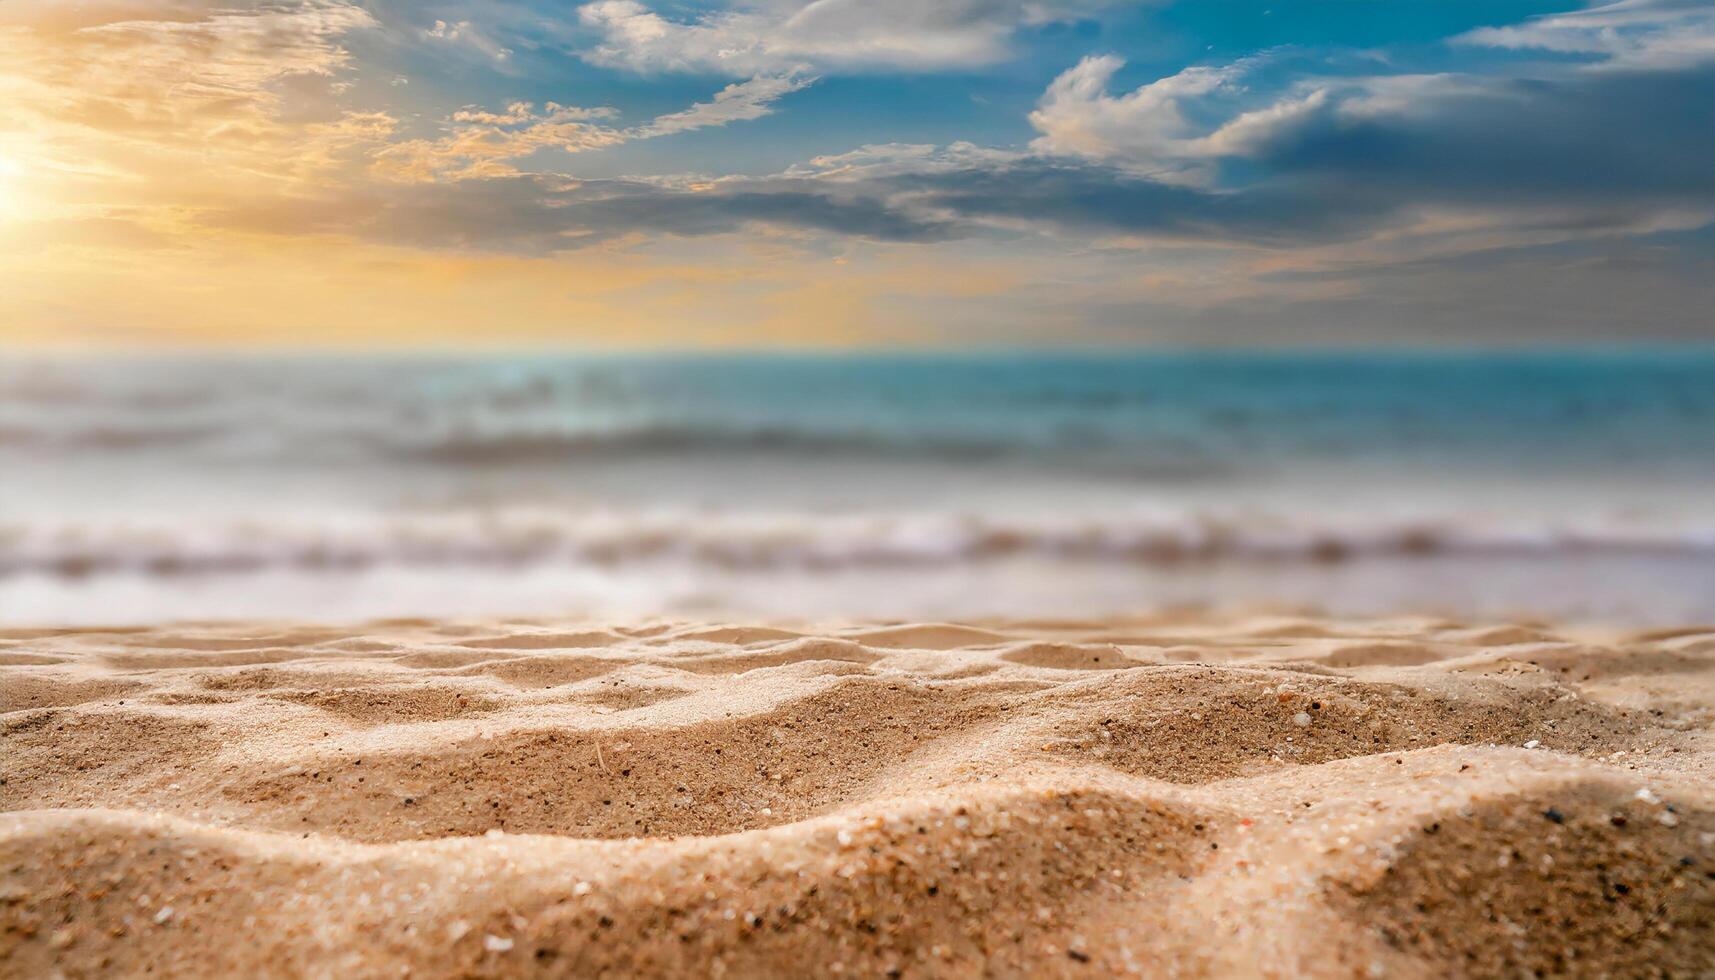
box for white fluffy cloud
[1029,0,1715,178]
[1027,56,1238,178]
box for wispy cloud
[634,73,818,137]
[369,72,816,183]
[576,0,1116,75]
[423,17,514,62]
[0,0,374,139]
[1457,0,1715,69]
[372,103,626,183]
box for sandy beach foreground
[3,614,1712,977]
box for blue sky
[343,0,1602,177]
[1,0,1711,346]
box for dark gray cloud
[207,174,965,250]
[1244,66,1715,207]
[206,161,1397,252]
[552,186,968,243]
[887,161,1399,245]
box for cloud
[1238,68,1715,208]
[185,0,1711,277]
[372,103,626,183]
[634,73,818,137]
[206,150,1393,256]
[552,185,968,244]
[1457,0,1715,70]
[423,18,514,62]
[371,73,815,183]
[208,172,966,251]
[0,1,227,33]
[781,141,1025,179]
[0,0,374,135]
[9,0,1711,347]
[211,44,1714,258]
[1027,56,1240,179]
[451,102,539,126]
[576,0,1115,75]
[0,0,399,275]
[891,159,1394,245]
[1018,8,1715,245]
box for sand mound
[4,614,1713,976]
[458,631,626,650]
[999,642,1136,670]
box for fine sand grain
[3,613,1713,977]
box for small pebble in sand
[573,882,593,896]
[484,935,514,953]
[1293,712,1312,727]
[153,906,174,925]
[1523,740,1541,749]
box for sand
[3,613,1713,977]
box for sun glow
[0,152,24,218]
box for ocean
[3,349,1712,625]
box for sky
[0,0,1711,348]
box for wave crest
[4,509,1712,579]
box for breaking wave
[5,509,1713,579]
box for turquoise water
[8,349,1708,467]
[2,350,1712,623]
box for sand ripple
[3,615,1713,976]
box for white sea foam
[3,352,1711,623]
[4,507,1712,579]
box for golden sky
[1,0,1710,348]
[0,5,824,346]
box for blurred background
[6,2,1715,627]
[4,349,1711,626]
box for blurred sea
[3,350,1712,625]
